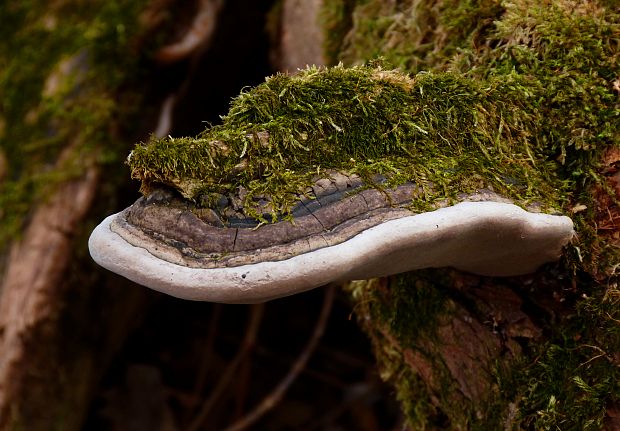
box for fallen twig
[219,284,336,431]
[155,0,224,63]
[186,303,264,431]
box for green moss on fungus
[129,63,565,221]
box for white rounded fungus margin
[89,201,574,303]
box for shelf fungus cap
[89,178,574,303]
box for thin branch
[155,0,224,63]
[219,284,337,431]
[189,303,223,410]
[154,94,176,137]
[578,353,607,368]
[186,303,265,431]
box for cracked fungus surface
[128,64,565,224]
[113,175,423,267]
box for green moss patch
[330,0,504,71]
[129,63,565,222]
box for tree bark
[0,152,98,425]
[276,0,326,72]
[0,2,157,428]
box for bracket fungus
[89,65,575,303]
[89,174,573,303]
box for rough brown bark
[0,156,151,429]
[276,0,325,71]
[0,152,99,426]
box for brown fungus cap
[89,174,574,303]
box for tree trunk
[0,1,158,428]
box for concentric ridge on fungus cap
[111,171,421,268]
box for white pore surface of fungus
[89,202,574,303]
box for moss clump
[466,0,619,277]
[514,285,620,430]
[330,0,504,71]
[319,0,358,65]
[129,63,565,221]
[348,272,450,347]
[470,279,620,431]
[348,272,456,428]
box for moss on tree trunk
[321,0,620,428]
